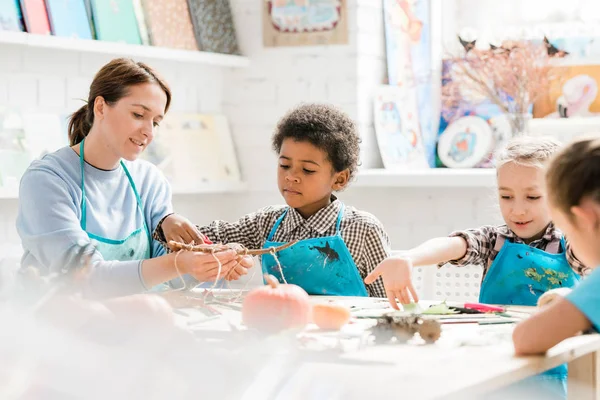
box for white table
[174,292,600,400]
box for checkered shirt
[439,223,588,279]
[153,196,391,297]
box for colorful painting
[534,65,600,118]
[142,114,241,192]
[373,85,429,170]
[263,0,348,47]
[437,116,494,169]
[383,0,435,167]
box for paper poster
[142,113,241,192]
[383,0,435,167]
[373,85,429,170]
[263,0,348,47]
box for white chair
[392,251,483,303]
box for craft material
[312,303,351,331]
[241,274,311,334]
[370,315,442,344]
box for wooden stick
[168,240,298,256]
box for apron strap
[493,234,505,253]
[335,203,345,234]
[121,161,153,254]
[545,239,561,254]
[79,139,152,256]
[79,140,87,231]
[266,209,288,241]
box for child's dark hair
[546,135,600,218]
[271,103,361,179]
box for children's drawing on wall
[373,85,429,170]
[142,114,241,192]
[263,0,348,47]
[534,66,600,118]
[383,0,435,168]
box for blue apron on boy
[260,204,368,296]
[79,139,152,262]
[480,235,580,399]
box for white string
[270,248,287,284]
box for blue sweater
[16,146,172,297]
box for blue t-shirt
[566,267,600,331]
[16,146,172,297]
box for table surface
[169,291,600,400]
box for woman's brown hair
[68,58,172,146]
[546,135,600,218]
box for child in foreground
[155,103,391,297]
[513,135,600,355]
[365,135,587,399]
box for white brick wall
[0,0,504,260]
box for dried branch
[168,240,298,256]
[441,40,558,134]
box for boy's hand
[364,256,419,310]
[162,214,212,249]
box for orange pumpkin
[312,303,351,330]
[242,274,311,333]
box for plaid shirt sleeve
[440,225,499,268]
[352,218,391,298]
[564,238,590,276]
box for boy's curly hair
[271,103,361,179]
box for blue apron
[480,236,580,399]
[79,139,152,262]
[260,204,368,296]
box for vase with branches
[441,38,559,137]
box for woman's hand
[174,249,242,282]
[161,214,212,248]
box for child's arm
[365,237,467,309]
[355,220,393,299]
[512,299,591,355]
[513,268,600,355]
[365,226,497,309]
[154,207,281,251]
[154,213,212,246]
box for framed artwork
[263,0,348,47]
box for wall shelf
[171,182,248,195]
[0,31,249,68]
[353,169,496,188]
[0,182,248,200]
